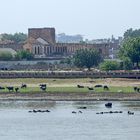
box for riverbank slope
[0,92,140,101]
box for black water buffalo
[128,111,134,115]
[40,84,47,88]
[95,85,102,88]
[29,109,50,113]
[105,102,112,108]
[134,87,138,91]
[0,86,5,90]
[77,85,84,88]
[21,84,27,88]
[72,111,77,114]
[133,87,140,92]
[15,87,19,92]
[104,85,109,90]
[40,84,47,91]
[78,106,87,109]
[6,86,14,92]
[40,86,46,91]
[87,87,94,90]
[134,87,140,92]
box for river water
[0,100,140,140]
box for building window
[35,47,37,54]
[38,46,40,54]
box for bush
[15,50,33,60]
[99,60,120,71]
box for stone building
[23,27,109,58]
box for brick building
[23,28,109,58]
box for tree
[122,57,133,70]
[119,37,140,68]
[124,28,140,39]
[99,60,120,71]
[60,57,73,65]
[73,48,102,70]
[0,52,13,60]
[1,33,27,43]
[15,50,33,60]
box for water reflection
[0,100,56,109]
[120,101,140,111]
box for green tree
[119,37,140,68]
[99,60,120,71]
[1,33,27,43]
[60,57,73,65]
[122,57,133,70]
[73,48,102,70]
[124,28,140,39]
[15,50,33,60]
[0,52,13,60]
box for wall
[28,28,55,44]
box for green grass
[0,86,135,94]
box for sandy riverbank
[0,92,140,101]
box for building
[23,27,109,58]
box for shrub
[99,60,120,71]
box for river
[0,101,140,140]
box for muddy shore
[0,92,140,101]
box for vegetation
[121,57,133,70]
[119,37,140,68]
[73,48,102,70]
[0,78,137,93]
[124,28,140,39]
[99,60,120,71]
[15,50,33,60]
[0,51,13,60]
[1,33,27,43]
[0,86,135,94]
[60,57,73,65]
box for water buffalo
[15,87,19,92]
[104,85,109,90]
[128,111,134,115]
[78,107,87,109]
[40,84,47,91]
[6,86,14,92]
[77,85,84,88]
[72,111,77,114]
[134,87,140,92]
[0,86,5,90]
[95,85,102,88]
[134,86,138,91]
[21,84,27,88]
[87,87,94,90]
[105,102,112,108]
[40,84,47,88]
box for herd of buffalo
[0,83,139,93]
[0,83,47,92]
[77,84,140,93]
[28,102,134,115]
[77,84,109,90]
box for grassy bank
[0,78,138,94]
[0,86,136,94]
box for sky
[0,0,140,39]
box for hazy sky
[0,0,140,39]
